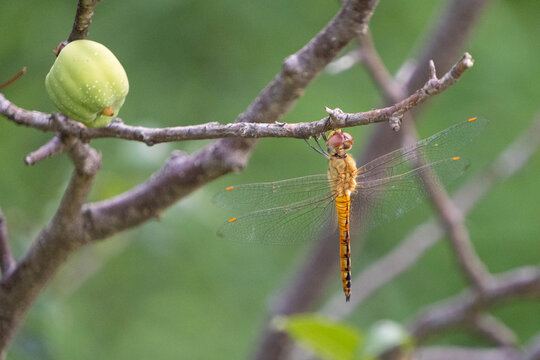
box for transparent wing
[214,118,485,244]
[356,117,487,181]
[213,174,330,213]
[352,156,470,229]
[217,192,337,245]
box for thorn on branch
[0,67,27,91]
[389,116,402,132]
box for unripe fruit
[45,40,129,127]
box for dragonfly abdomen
[335,194,352,302]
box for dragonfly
[214,117,486,302]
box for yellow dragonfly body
[214,117,486,301]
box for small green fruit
[45,40,129,127]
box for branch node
[141,132,155,146]
[462,52,475,68]
[108,118,124,127]
[282,54,302,78]
[389,116,402,132]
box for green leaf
[275,314,363,360]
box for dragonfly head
[326,129,354,156]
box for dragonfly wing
[217,193,337,245]
[213,174,330,213]
[351,156,470,230]
[356,117,487,181]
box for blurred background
[1,0,540,359]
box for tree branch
[320,112,540,319]
[254,1,492,359]
[402,119,493,293]
[0,1,392,355]
[409,266,540,341]
[0,54,472,145]
[0,138,100,355]
[77,49,473,239]
[363,0,491,162]
[41,0,385,242]
[0,210,15,279]
[356,17,493,295]
[67,0,101,42]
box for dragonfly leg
[304,138,328,157]
[315,136,329,156]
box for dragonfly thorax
[327,152,358,197]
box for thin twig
[67,0,101,42]
[0,67,26,91]
[24,134,66,165]
[0,210,15,279]
[362,0,492,162]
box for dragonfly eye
[326,130,345,149]
[327,130,354,152]
[342,132,354,150]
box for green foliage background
[1,0,540,358]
